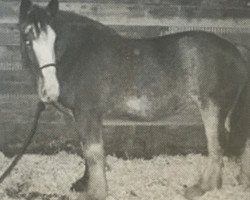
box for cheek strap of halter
[39,63,57,71]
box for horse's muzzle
[38,77,60,103]
[40,88,59,103]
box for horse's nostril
[42,89,47,97]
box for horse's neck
[55,24,81,62]
[55,26,84,82]
[53,16,118,81]
[53,11,118,61]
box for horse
[19,0,250,199]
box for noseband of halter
[39,63,57,71]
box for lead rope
[51,102,74,119]
[0,101,45,184]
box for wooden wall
[0,0,249,158]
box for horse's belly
[105,90,191,121]
[101,48,192,121]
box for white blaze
[32,25,59,102]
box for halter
[39,63,57,71]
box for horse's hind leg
[185,100,227,199]
[238,80,250,187]
[72,112,107,200]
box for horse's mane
[49,10,119,63]
[53,10,118,36]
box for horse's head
[19,0,59,103]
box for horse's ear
[19,0,32,22]
[46,0,59,17]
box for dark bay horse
[19,0,250,199]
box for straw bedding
[0,152,249,200]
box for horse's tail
[227,45,250,156]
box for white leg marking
[85,143,107,200]
[199,101,224,189]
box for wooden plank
[0,82,35,94]
[0,45,21,63]
[0,70,33,83]
[0,94,65,123]
[0,69,34,95]
[0,69,35,95]
[0,1,250,25]
[0,1,17,23]
[0,24,19,45]
[0,45,22,70]
[2,0,247,8]
[0,61,22,71]
[1,24,250,46]
[2,0,190,5]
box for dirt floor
[0,152,249,200]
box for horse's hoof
[76,192,90,200]
[71,178,87,192]
[185,184,205,200]
[237,173,250,188]
[76,192,87,200]
[76,192,105,200]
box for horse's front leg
[72,112,107,200]
[185,100,226,199]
